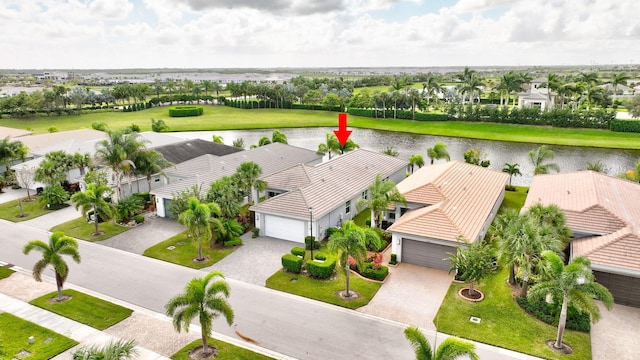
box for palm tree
[0,136,28,172]
[94,129,147,200]
[317,133,342,160]
[426,142,450,165]
[404,326,479,360]
[271,130,288,144]
[178,197,222,261]
[72,152,92,177]
[529,251,613,350]
[71,183,116,236]
[609,72,630,103]
[165,271,234,357]
[529,145,560,175]
[133,149,172,193]
[23,231,81,301]
[72,339,138,360]
[382,146,399,157]
[357,174,406,228]
[235,161,265,205]
[422,74,442,107]
[502,163,522,186]
[408,154,425,174]
[212,134,224,144]
[328,220,382,298]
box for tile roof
[152,138,242,164]
[250,149,408,219]
[388,161,509,242]
[19,129,107,155]
[152,142,322,198]
[524,171,640,273]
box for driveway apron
[591,302,640,360]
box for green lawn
[0,313,78,359]
[0,196,59,222]
[50,217,131,241]
[2,105,640,149]
[435,267,591,360]
[171,338,274,360]
[29,289,133,330]
[0,266,15,280]
[352,208,371,227]
[501,186,528,211]
[143,230,236,269]
[266,268,382,309]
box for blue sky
[1,0,638,69]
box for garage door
[402,239,453,271]
[264,215,305,243]
[593,271,640,308]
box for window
[361,190,368,200]
[345,200,351,214]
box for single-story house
[250,149,408,243]
[152,138,243,165]
[523,171,640,307]
[387,161,509,270]
[151,142,323,218]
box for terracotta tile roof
[388,161,509,242]
[524,171,640,273]
[250,149,408,219]
[261,163,313,191]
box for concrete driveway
[357,263,453,330]
[591,302,640,360]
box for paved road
[1,219,535,360]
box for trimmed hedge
[281,254,303,273]
[515,296,591,332]
[389,253,397,265]
[325,227,340,239]
[347,108,448,121]
[610,119,640,133]
[360,263,389,281]
[314,253,327,261]
[169,106,204,117]
[306,256,337,279]
[305,236,320,250]
[291,247,306,257]
[224,237,243,247]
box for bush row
[306,255,336,279]
[515,296,591,332]
[281,254,303,273]
[610,119,640,133]
[359,263,389,281]
[148,94,220,105]
[122,102,151,112]
[347,108,449,121]
[168,106,204,117]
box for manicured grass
[266,268,382,310]
[0,313,78,358]
[0,266,15,280]
[352,208,371,227]
[435,267,591,360]
[171,338,274,360]
[29,289,133,330]
[143,230,236,269]
[501,186,528,211]
[0,196,55,222]
[50,216,130,241]
[2,105,640,149]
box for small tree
[502,163,522,186]
[39,184,70,209]
[151,118,170,132]
[178,197,222,261]
[17,165,37,200]
[71,183,116,236]
[447,240,494,297]
[463,148,490,167]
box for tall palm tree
[540,73,562,105]
[609,72,630,103]
[71,183,116,236]
[529,251,613,350]
[72,152,92,177]
[328,220,382,298]
[529,145,560,175]
[404,326,479,360]
[23,231,81,301]
[94,129,147,199]
[426,142,450,165]
[408,154,425,174]
[357,174,406,228]
[317,133,342,160]
[495,212,537,285]
[0,136,28,172]
[235,161,265,205]
[165,271,234,357]
[422,74,442,107]
[178,197,222,261]
[133,149,172,193]
[72,339,138,360]
[502,163,522,186]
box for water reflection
[170,128,640,186]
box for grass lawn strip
[266,268,381,310]
[29,289,133,330]
[435,267,591,360]
[50,216,131,242]
[0,196,54,222]
[171,338,274,360]
[0,313,78,358]
[143,230,235,269]
[2,105,640,149]
[500,186,528,212]
[0,266,15,280]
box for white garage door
[264,215,305,243]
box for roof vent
[567,190,570,195]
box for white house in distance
[250,149,408,243]
[387,161,509,270]
[518,77,555,110]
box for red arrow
[333,113,352,146]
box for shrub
[168,106,204,117]
[116,195,144,223]
[281,254,303,273]
[305,236,320,250]
[151,118,170,132]
[91,121,109,131]
[360,263,389,281]
[325,227,339,239]
[611,119,640,133]
[515,296,591,332]
[39,185,70,208]
[251,227,260,238]
[389,253,398,265]
[306,256,337,279]
[314,253,327,261]
[505,184,516,191]
[291,247,306,258]
[224,237,243,247]
[134,215,145,224]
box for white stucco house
[518,77,556,110]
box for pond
[170,127,640,186]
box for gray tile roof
[19,129,107,155]
[250,149,408,219]
[153,138,242,164]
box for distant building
[518,77,555,110]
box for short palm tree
[528,251,613,350]
[502,163,522,186]
[328,220,382,298]
[427,142,450,165]
[71,183,116,236]
[23,231,81,301]
[529,145,560,175]
[212,134,224,144]
[404,326,479,360]
[235,161,265,205]
[72,339,138,360]
[408,154,425,174]
[165,271,234,357]
[357,174,406,228]
[317,133,341,159]
[178,197,222,261]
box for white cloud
[89,0,133,20]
